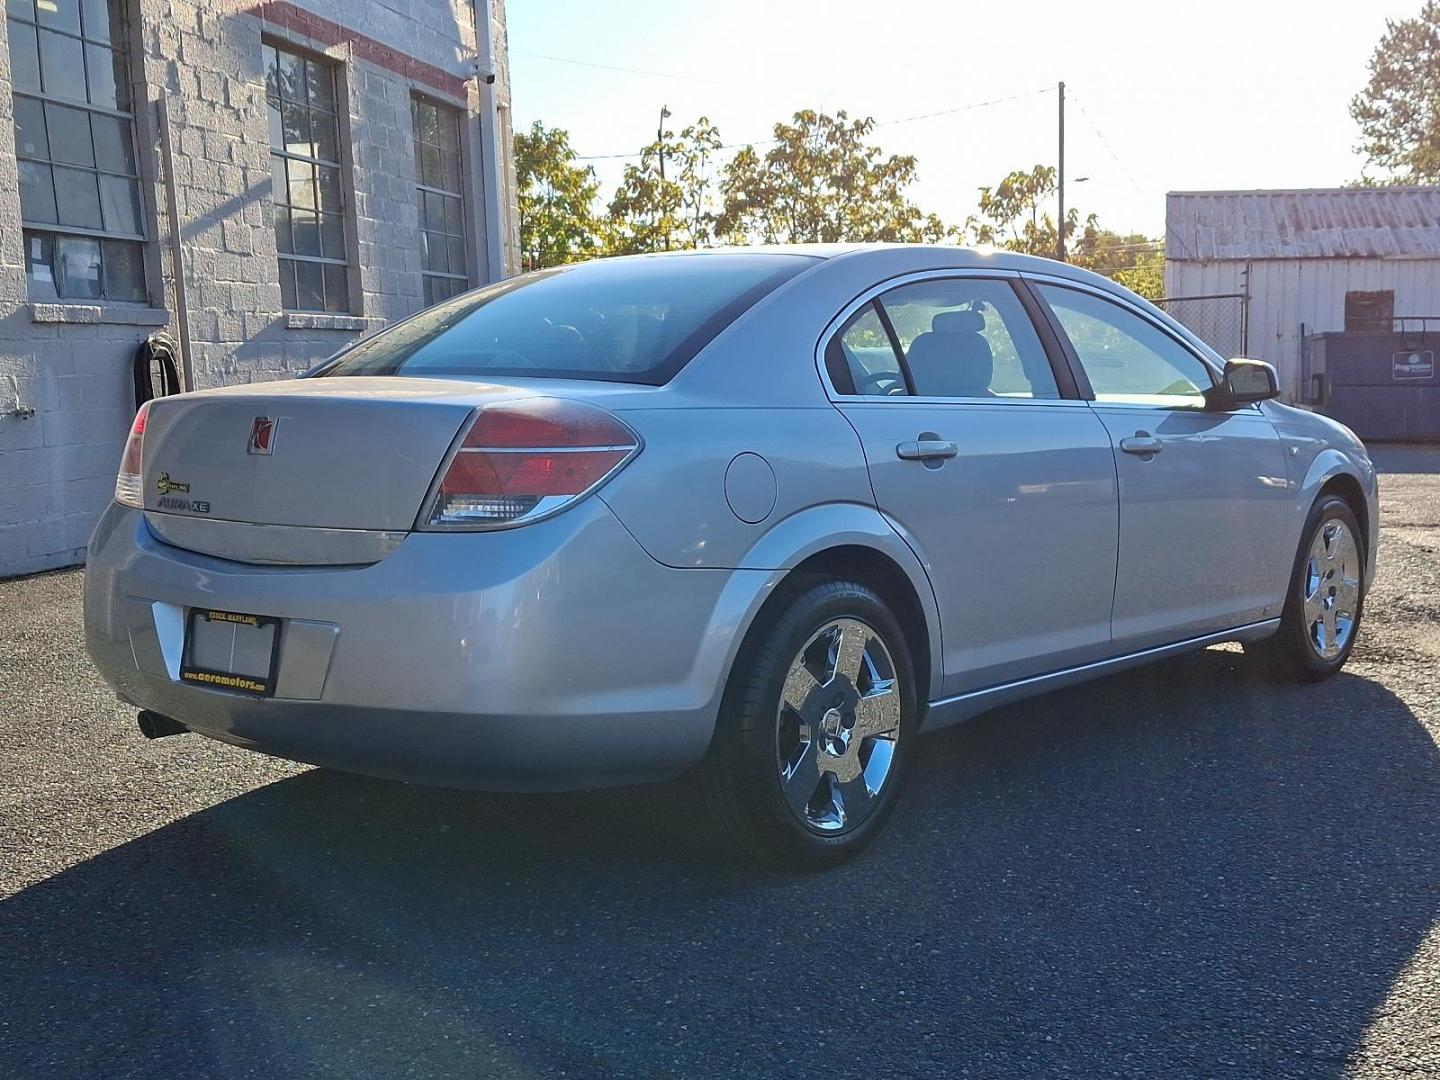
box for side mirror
[1209,358,1280,410]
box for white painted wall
[1165,258,1440,400]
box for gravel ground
[1,448,1437,1078]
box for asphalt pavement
[2,448,1437,1078]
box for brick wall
[0,0,517,578]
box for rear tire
[1247,495,1365,682]
[699,578,917,870]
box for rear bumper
[84,501,770,791]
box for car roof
[592,242,1125,289]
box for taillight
[114,401,151,508]
[421,399,640,529]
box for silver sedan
[85,245,1377,868]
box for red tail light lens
[423,399,640,529]
[114,401,151,508]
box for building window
[7,0,146,302]
[411,95,468,306]
[265,41,350,312]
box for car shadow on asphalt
[4,647,1438,1078]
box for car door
[1029,280,1293,651]
[824,273,1119,696]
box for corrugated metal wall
[1165,258,1440,399]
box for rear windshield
[316,253,817,385]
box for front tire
[699,579,917,870]
[1248,495,1365,682]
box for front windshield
[317,253,817,385]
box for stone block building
[0,0,518,577]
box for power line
[1068,92,1146,195]
[1067,90,1183,259]
[571,86,1055,162]
[873,85,1054,129]
[1083,238,1165,251]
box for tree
[1069,226,1165,300]
[965,164,1164,298]
[1350,1,1440,183]
[514,121,603,270]
[965,164,1091,258]
[714,110,950,245]
[607,117,723,254]
[1110,246,1165,300]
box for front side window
[1035,284,1212,407]
[266,42,350,312]
[411,95,468,307]
[8,0,146,302]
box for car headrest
[932,310,984,334]
[906,330,995,398]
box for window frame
[8,0,150,303]
[410,91,471,307]
[1023,276,1226,411]
[815,270,1084,406]
[824,299,913,396]
[264,37,354,314]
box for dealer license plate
[180,609,280,697]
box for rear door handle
[1119,432,1163,456]
[896,439,958,461]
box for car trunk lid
[140,377,519,533]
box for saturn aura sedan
[85,245,1377,867]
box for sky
[505,0,1417,241]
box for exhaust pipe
[137,710,187,740]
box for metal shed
[1165,187,1440,437]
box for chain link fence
[1155,293,1249,359]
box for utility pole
[658,104,672,251]
[1056,80,1066,263]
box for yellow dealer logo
[156,472,190,496]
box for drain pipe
[472,0,508,283]
[155,96,196,392]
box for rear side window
[825,302,908,396]
[826,277,1059,399]
[320,253,816,385]
[881,279,1058,399]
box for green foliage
[512,115,1161,295]
[1070,226,1165,299]
[714,110,951,245]
[966,164,1163,297]
[606,118,723,254]
[1111,247,1165,300]
[514,121,603,270]
[966,165,1088,257]
[1350,1,1440,183]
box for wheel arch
[717,505,945,704]
[780,545,935,710]
[1316,472,1368,555]
[1297,448,1379,590]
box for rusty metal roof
[1166,187,1440,260]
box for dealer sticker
[1393,350,1435,380]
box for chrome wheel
[775,618,902,834]
[1303,517,1361,660]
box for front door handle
[896,439,958,461]
[1119,432,1164,456]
